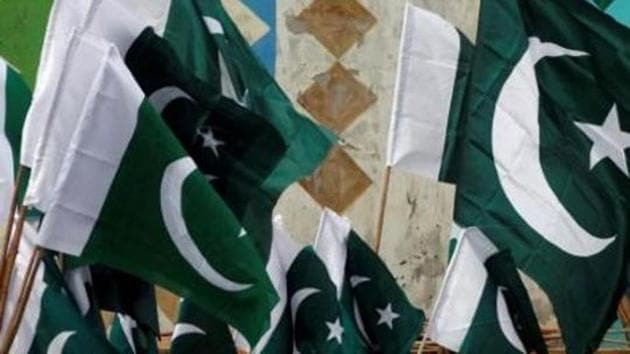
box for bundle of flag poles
[0,0,628,353]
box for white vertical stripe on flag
[386,3,461,179]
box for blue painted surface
[242,0,277,75]
[606,0,630,27]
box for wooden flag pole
[0,166,25,270]
[0,205,28,330]
[0,247,43,354]
[416,333,429,354]
[373,166,392,253]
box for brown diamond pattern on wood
[297,0,377,57]
[300,146,372,213]
[298,62,377,133]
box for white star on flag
[575,104,630,176]
[197,127,224,157]
[375,303,400,329]
[325,318,344,344]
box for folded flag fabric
[34,33,275,345]
[314,209,424,354]
[427,227,545,354]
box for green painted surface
[0,0,52,87]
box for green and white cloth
[388,1,630,352]
[0,58,30,226]
[109,313,158,354]
[427,227,544,353]
[170,299,236,354]
[314,209,424,354]
[232,216,365,354]
[2,224,117,354]
[33,34,275,345]
[386,3,473,183]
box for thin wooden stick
[0,247,43,354]
[416,333,429,354]
[0,206,27,329]
[0,166,25,273]
[373,166,392,254]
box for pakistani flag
[388,0,630,351]
[286,245,366,353]
[0,58,30,225]
[452,0,630,351]
[161,0,336,258]
[2,224,117,354]
[109,313,158,354]
[34,34,275,344]
[314,209,424,354]
[427,227,545,354]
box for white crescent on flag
[492,37,616,257]
[46,331,75,354]
[160,157,252,292]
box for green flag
[3,225,117,354]
[388,1,630,351]
[314,209,424,354]
[428,227,545,354]
[34,34,275,345]
[452,1,630,351]
[286,246,366,353]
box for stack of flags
[0,0,422,353]
[0,0,628,353]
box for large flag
[1,225,117,354]
[34,34,275,344]
[0,58,30,226]
[314,209,424,354]
[388,1,630,352]
[427,227,545,353]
